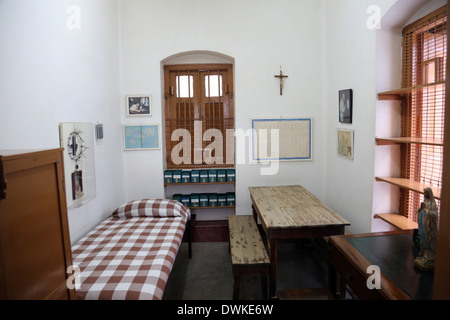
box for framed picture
[339,89,352,123]
[59,122,96,208]
[251,117,312,162]
[126,95,151,116]
[123,124,160,150]
[337,128,354,160]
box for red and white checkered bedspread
[72,199,190,300]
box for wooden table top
[329,231,433,300]
[249,185,350,229]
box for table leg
[338,274,347,299]
[328,261,338,299]
[252,204,257,222]
[268,237,277,299]
[261,274,268,300]
[233,275,240,300]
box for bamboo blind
[164,64,234,169]
[400,6,447,221]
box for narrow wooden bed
[72,199,191,300]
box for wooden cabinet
[0,149,76,300]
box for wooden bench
[228,215,270,300]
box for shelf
[378,81,445,100]
[374,213,418,230]
[375,137,444,146]
[188,206,235,210]
[375,177,441,200]
[165,169,236,219]
[191,219,230,242]
[164,181,235,186]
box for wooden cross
[274,66,288,95]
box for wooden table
[249,185,350,298]
[328,231,434,300]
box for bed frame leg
[187,218,192,259]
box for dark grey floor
[163,239,330,300]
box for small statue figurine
[413,188,439,271]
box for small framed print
[126,95,151,116]
[339,89,352,123]
[337,128,354,160]
[71,170,84,200]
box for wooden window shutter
[164,64,234,169]
[400,6,447,221]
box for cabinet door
[0,149,75,300]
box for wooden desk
[249,185,350,298]
[328,231,434,300]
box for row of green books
[165,169,235,183]
[173,192,235,208]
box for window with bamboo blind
[400,6,447,222]
[164,64,234,169]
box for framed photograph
[337,128,354,160]
[123,124,160,150]
[339,89,352,123]
[126,95,151,116]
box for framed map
[251,118,312,162]
[123,124,160,150]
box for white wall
[119,0,329,217]
[102,0,421,233]
[323,0,398,233]
[324,0,443,233]
[120,0,420,233]
[0,0,126,243]
[372,2,405,232]
[2,0,442,240]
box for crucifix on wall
[274,66,288,95]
